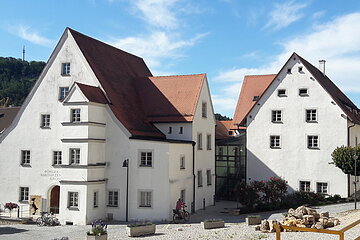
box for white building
[0,28,215,225]
[232,53,360,197]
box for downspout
[192,141,196,214]
[347,122,356,197]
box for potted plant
[4,202,18,218]
[246,215,261,225]
[86,220,107,240]
[201,219,225,229]
[126,222,156,237]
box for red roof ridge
[151,73,206,78]
[245,73,277,77]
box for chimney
[319,60,326,74]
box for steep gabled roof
[233,74,276,126]
[0,107,20,133]
[296,54,360,124]
[75,82,109,104]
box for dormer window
[277,89,286,97]
[299,88,308,96]
[253,96,260,101]
[179,127,183,134]
[168,127,172,134]
[61,63,71,76]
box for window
[41,114,50,128]
[197,133,203,150]
[253,96,260,101]
[68,192,79,208]
[71,109,81,123]
[229,131,233,135]
[53,151,62,165]
[20,187,29,201]
[307,135,319,149]
[300,181,311,192]
[206,134,212,150]
[21,150,31,165]
[306,109,317,122]
[94,191,98,208]
[180,189,185,202]
[70,148,80,165]
[108,191,118,207]
[61,63,71,76]
[202,102,207,118]
[59,87,69,101]
[298,66,303,72]
[270,135,281,149]
[180,155,185,170]
[317,182,328,194]
[197,170,203,187]
[287,68,292,74]
[139,191,152,207]
[179,127,183,134]
[140,151,153,167]
[168,127,172,134]
[299,88,308,96]
[206,170,212,185]
[278,89,286,97]
[271,110,282,123]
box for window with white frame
[108,191,118,207]
[206,134,212,150]
[68,192,79,208]
[271,110,282,123]
[206,169,212,185]
[198,170,203,187]
[94,191,98,208]
[59,87,69,101]
[180,155,185,169]
[300,181,311,192]
[41,114,50,128]
[317,182,328,194]
[180,189,186,202]
[21,150,31,165]
[278,89,287,97]
[71,109,81,122]
[306,109,317,122]
[299,88,308,96]
[270,135,281,149]
[307,135,319,149]
[70,148,80,165]
[53,151,62,165]
[202,102,207,118]
[197,133,203,150]
[140,151,153,167]
[179,127,183,134]
[139,191,152,207]
[20,187,29,201]
[61,63,71,76]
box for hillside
[0,57,45,106]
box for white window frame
[71,109,81,123]
[180,155,185,170]
[307,135,319,149]
[316,182,328,194]
[206,134,212,150]
[299,181,311,192]
[21,150,31,165]
[139,151,153,167]
[206,169,212,186]
[19,187,29,201]
[271,110,282,123]
[197,133,203,150]
[107,190,119,207]
[53,151,62,165]
[270,135,281,149]
[139,190,152,208]
[94,191,99,208]
[61,62,71,76]
[41,114,50,128]
[306,109,317,122]
[68,191,79,209]
[70,148,80,165]
[197,170,203,187]
[59,87,69,101]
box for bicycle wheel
[183,211,190,222]
[173,213,180,224]
[36,217,44,226]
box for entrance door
[50,186,60,214]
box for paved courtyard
[1,201,359,240]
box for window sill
[180,167,186,170]
[20,164,31,167]
[19,200,29,203]
[138,205,151,208]
[278,95,287,97]
[198,185,203,188]
[198,148,203,150]
[306,121,318,123]
[299,94,309,97]
[107,205,118,208]
[271,121,283,124]
[94,206,98,208]
[61,74,71,77]
[68,207,79,211]
[139,165,153,167]
[207,184,212,186]
[207,148,212,151]
[307,147,320,150]
[40,126,51,129]
[270,147,281,149]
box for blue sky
[1,0,360,117]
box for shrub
[4,202,18,210]
[87,220,107,236]
[235,181,260,207]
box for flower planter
[86,235,107,240]
[201,220,225,229]
[246,216,261,225]
[126,224,156,237]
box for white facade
[246,54,359,197]
[0,29,215,225]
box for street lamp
[122,159,129,222]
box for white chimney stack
[319,60,326,74]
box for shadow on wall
[247,150,295,193]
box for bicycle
[36,212,60,226]
[173,204,190,223]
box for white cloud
[265,1,307,30]
[8,25,53,47]
[214,12,360,115]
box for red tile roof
[233,74,276,126]
[216,120,232,140]
[76,82,109,104]
[0,107,20,133]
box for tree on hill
[331,145,360,176]
[0,57,45,106]
[215,113,232,121]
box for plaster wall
[154,123,192,141]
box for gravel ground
[0,202,359,240]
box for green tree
[331,145,360,175]
[215,113,232,121]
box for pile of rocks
[255,205,340,233]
